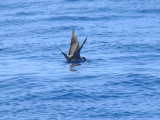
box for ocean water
[0,0,160,120]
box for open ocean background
[0,0,160,120]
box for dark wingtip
[84,37,87,43]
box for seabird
[57,29,87,63]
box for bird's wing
[57,46,69,61]
[70,37,87,59]
[69,29,79,58]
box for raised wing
[69,29,79,58]
[70,37,87,59]
[57,46,69,61]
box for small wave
[136,9,160,14]
[14,11,40,16]
[44,15,126,22]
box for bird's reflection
[70,63,81,72]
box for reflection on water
[70,63,81,72]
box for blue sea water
[0,0,160,120]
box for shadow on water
[69,63,81,72]
[68,60,89,72]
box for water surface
[0,0,160,120]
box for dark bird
[57,29,87,63]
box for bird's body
[57,29,87,63]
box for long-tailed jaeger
[57,29,87,63]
